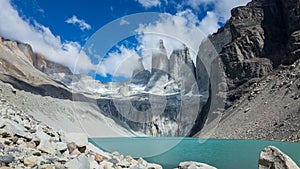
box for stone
[130,163,147,169]
[178,161,217,169]
[86,143,111,159]
[258,146,300,169]
[0,155,15,165]
[37,140,56,155]
[147,163,163,169]
[90,160,100,169]
[117,160,130,168]
[24,156,37,167]
[70,149,81,156]
[102,161,113,169]
[39,164,55,169]
[137,157,147,166]
[36,133,56,155]
[65,154,90,169]
[55,142,67,152]
[0,119,26,137]
[67,142,77,153]
[125,156,138,165]
[95,153,103,163]
[26,141,36,148]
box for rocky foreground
[0,96,164,169]
[0,93,299,169]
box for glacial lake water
[89,137,300,169]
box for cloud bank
[0,0,95,73]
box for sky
[0,0,251,82]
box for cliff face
[194,0,300,140]
[99,41,204,137]
[204,0,300,106]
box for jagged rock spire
[159,39,166,54]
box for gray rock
[0,154,15,165]
[90,160,101,169]
[130,163,147,169]
[55,142,67,152]
[117,159,130,168]
[36,131,56,155]
[0,119,26,138]
[24,156,37,167]
[67,142,77,153]
[137,157,147,167]
[65,154,90,169]
[101,161,113,169]
[147,163,163,169]
[178,161,217,169]
[258,146,300,169]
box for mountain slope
[0,36,137,137]
[194,0,300,141]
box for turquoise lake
[89,137,300,169]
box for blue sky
[0,0,250,82]
[11,0,213,44]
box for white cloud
[96,45,141,78]
[212,0,251,22]
[136,0,161,8]
[198,11,219,35]
[65,15,91,31]
[0,0,96,73]
[184,0,251,24]
[135,10,209,66]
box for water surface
[89,137,300,169]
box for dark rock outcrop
[201,0,300,106]
[194,0,300,140]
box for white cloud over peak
[96,45,141,78]
[0,0,95,73]
[136,0,161,8]
[135,10,214,66]
[65,15,91,31]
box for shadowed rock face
[196,0,300,106]
[194,0,300,140]
[204,0,300,105]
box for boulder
[65,154,90,169]
[258,146,300,169]
[24,156,37,167]
[0,155,15,165]
[147,163,163,169]
[95,154,103,163]
[0,118,26,138]
[178,161,217,169]
[35,130,56,155]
